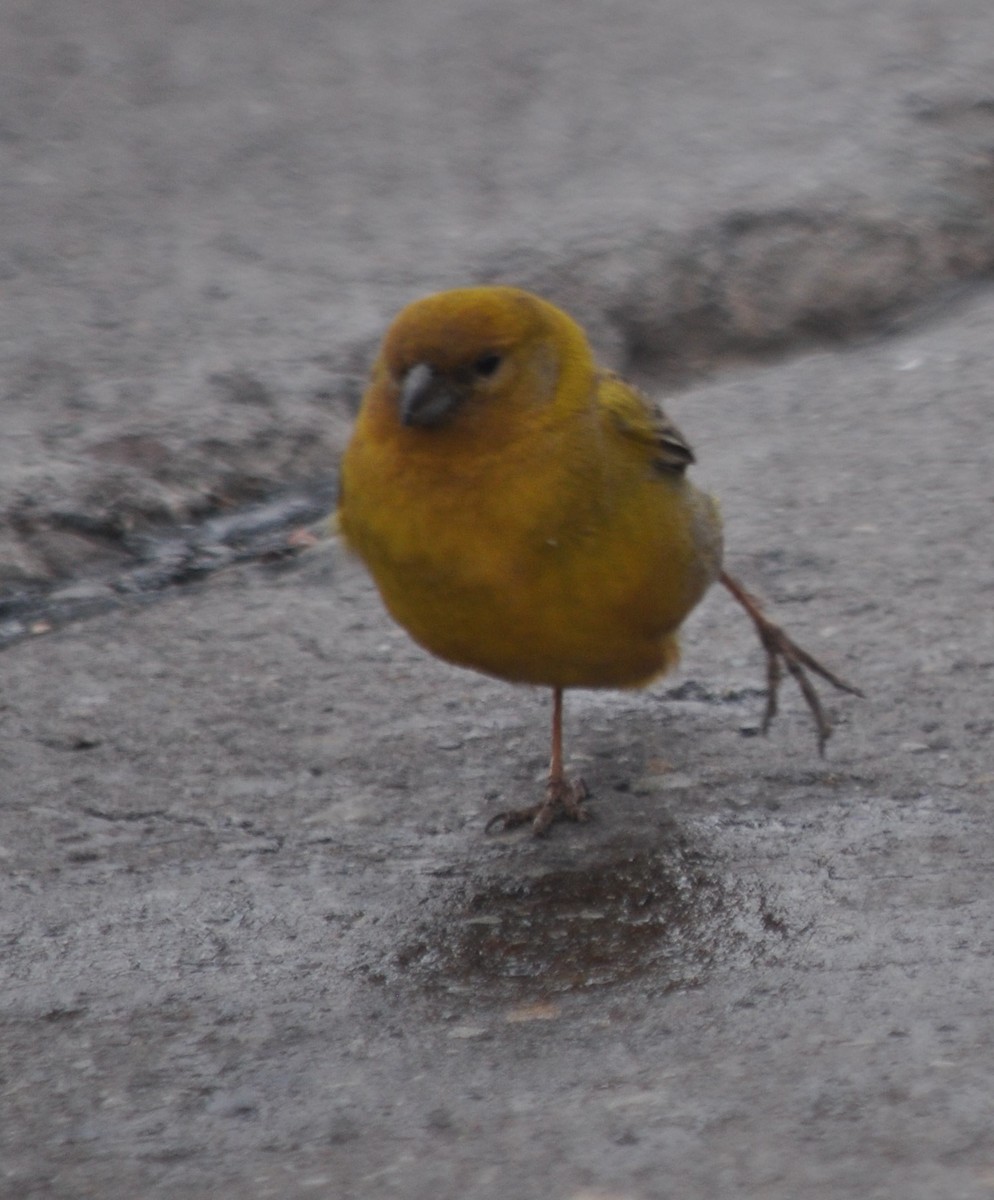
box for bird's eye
[474,353,501,378]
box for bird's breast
[342,432,720,689]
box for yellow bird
[338,286,859,834]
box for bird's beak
[399,363,461,428]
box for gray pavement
[2,2,994,1197]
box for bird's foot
[485,775,591,837]
[720,571,863,756]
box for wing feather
[598,371,695,475]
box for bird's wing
[598,371,695,475]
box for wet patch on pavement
[391,833,790,1002]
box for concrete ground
[2,2,994,1197]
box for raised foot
[720,570,864,756]
[485,776,591,837]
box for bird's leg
[720,570,863,756]
[540,687,590,832]
[485,688,590,836]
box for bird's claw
[485,776,591,837]
[721,571,863,756]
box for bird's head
[369,286,595,435]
